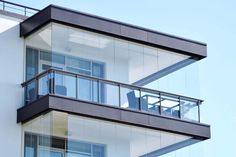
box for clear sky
[7,0,236,156]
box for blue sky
[8,0,236,156]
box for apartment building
[0,1,210,157]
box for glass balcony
[22,69,202,122]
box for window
[26,47,105,101]
[24,133,106,157]
[26,47,38,80]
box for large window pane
[68,140,91,154]
[92,63,104,78]
[93,145,105,157]
[26,47,38,80]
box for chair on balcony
[127,91,149,110]
[127,91,139,109]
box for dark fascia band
[20,5,207,59]
[17,95,211,140]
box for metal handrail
[22,68,204,103]
[0,0,39,16]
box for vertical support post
[76,75,78,100]
[139,89,142,111]
[198,100,201,123]
[179,96,181,119]
[35,77,39,100]
[52,70,55,94]
[47,71,50,94]
[118,84,121,107]
[159,93,162,115]
[98,80,100,104]
[24,8,26,16]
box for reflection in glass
[181,99,199,122]
[25,80,37,104]
[141,91,160,114]
[23,111,196,157]
[78,77,91,101]
[99,81,119,106]
[161,95,180,118]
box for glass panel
[38,73,49,96]
[92,62,104,78]
[93,145,105,157]
[26,47,38,80]
[40,51,51,62]
[78,59,91,70]
[99,81,119,107]
[48,22,191,85]
[40,51,65,65]
[67,67,91,76]
[24,133,37,157]
[38,148,63,157]
[54,72,76,98]
[141,91,160,114]
[67,152,90,157]
[79,69,91,76]
[181,98,199,122]
[161,94,180,118]
[120,87,140,110]
[67,140,91,153]
[77,77,91,101]
[25,80,37,104]
[23,111,195,157]
[92,81,99,103]
[67,57,79,68]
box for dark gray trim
[17,95,50,123]
[17,95,211,140]
[20,5,207,59]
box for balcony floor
[17,94,210,140]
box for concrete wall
[0,14,24,157]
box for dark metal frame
[22,69,203,103]
[22,68,203,121]
[20,5,207,59]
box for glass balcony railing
[22,69,202,122]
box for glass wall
[25,22,191,85]
[23,111,198,157]
[24,22,201,109]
